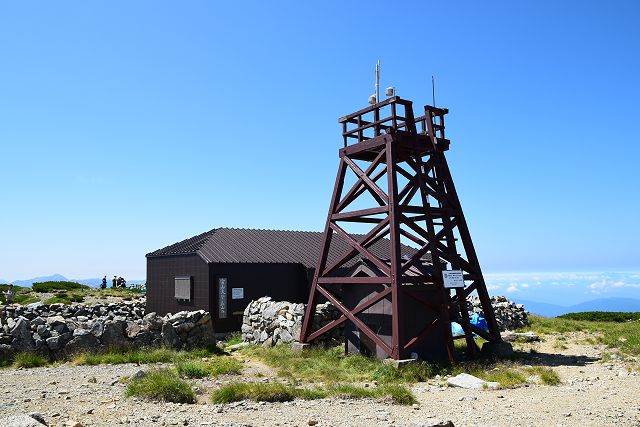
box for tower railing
[339,97,416,146]
[339,97,450,151]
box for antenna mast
[432,75,436,106]
[375,61,380,103]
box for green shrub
[207,357,243,376]
[210,382,416,405]
[211,382,297,403]
[377,384,418,405]
[126,368,195,403]
[559,312,640,322]
[470,365,527,387]
[539,369,561,385]
[523,366,561,385]
[32,281,89,293]
[176,361,210,378]
[12,352,49,369]
[44,292,84,305]
[73,347,225,366]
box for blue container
[470,313,489,332]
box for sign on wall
[218,278,227,319]
[174,276,191,300]
[442,270,465,288]
[231,287,244,300]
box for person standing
[101,276,107,289]
[112,276,117,288]
[3,285,15,305]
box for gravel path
[0,334,639,427]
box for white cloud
[480,271,640,300]
[588,278,640,294]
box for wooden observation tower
[299,95,504,361]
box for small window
[175,276,192,300]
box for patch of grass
[371,360,461,383]
[377,384,417,405]
[553,343,568,350]
[241,345,371,383]
[207,357,243,376]
[73,347,222,365]
[241,344,454,384]
[74,348,174,365]
[328,383,417,405]
[126,368,195,403]
[224,333,243,347]
[526,366,561,385]
[96,288,144,297]
[471,365,527,387]
[12,352,49,368]
[32,281,89,292]
[210,382,296,403]
[176,357,243,378]
[559,312,640,322]
[521,315,640,355]
[462,362,560,387]
[176,361,210,378]
[11,294,39,305]
[1,283,147,307]
[44,292,85,305]
[210,381,416,405]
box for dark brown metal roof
[146,227,421,269]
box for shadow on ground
[516,351,599,367]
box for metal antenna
[375,61,380,103]
[432,75,436,107]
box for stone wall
[469,295,529,331]
[241,297,341,346]
[241,295,529,347]
[0,300,214,361]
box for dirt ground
[0,333,639,427]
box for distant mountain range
[2,274,145,287]
[513,297,640,317]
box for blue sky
[1,2,639,300]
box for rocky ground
[1,332,639,427]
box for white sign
[218,278,227,319]
[232,287,244,300]
[442,270,465,288]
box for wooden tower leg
[299,159,347,343]
[434,152,501,342]
[386,140,403,360]
[410,153,456,361]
